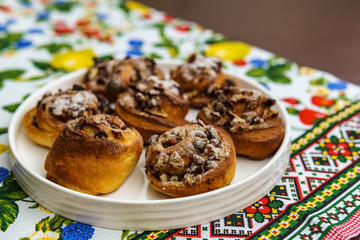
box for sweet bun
[145,121,236,197]
[197,86,284,159]
[170,54,226,108]
[45,114,143,195]
[23,85,101,148]
[83,56,165,101]
[115,76,190,143]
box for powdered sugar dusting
[182,55,221,80]
[50,91,98,118]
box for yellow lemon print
[126,1,150,13]
[50,49,96,71]
[205,41,251,61]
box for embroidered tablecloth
[0,1,359,239]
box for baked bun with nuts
[23,85,103,148]
[83,56,165,101]
[145,121,236,198]
[115,75,190,143]
[197,86,284,159]
[45,114,143,195]
[170,54,226,108]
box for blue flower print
[250,59,267,68]
[327,80,347,90]
[96,13,108,20]
[28,28,43,34]
[16,38,33,49]
[0,19,15,32]
[37,11,50,21]
[0,167,10,183]
[62,222,94,240]
[0,24,7,32]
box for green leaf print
[2,94,30,113]
[0,33,24,52]
[2,103,20,113]
[338,155,347,163]
[0,69,25,80]
[267,74,291,84]
[119,1,130,17]
[247,68,266,77]
[0,128,7,135]
[46,1,77,12]
[36,217,51,232]
[0,175,28,200]
[254,211,265,223]
[0,38,10,51]
[266,63,292,83]
[268,199,283,209]
[48,215,67,231]
[286,107,300,115]
[122,230,130,240]
[310,77,328,86]
[37,43,72,54]
[0,199,18,231]
[0,174,27,231]
[32,60,56,72]
[246,58,292,84]
[121,230,139,240]
[330,136,338,144]
[6,33,23,43]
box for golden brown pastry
[170,54,226,108]
[197,86,284,159]
[145,121,236,197]
[115,76,190,143]
[23,85,101,148]
[83,56,165,101]
[45,114,143,195]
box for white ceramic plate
[8,60,291,230]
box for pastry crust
[170,54,226,108]
[83,57,165,101]
[115,76,190,143]
[45,114,143,195]
[197,86,284,159]
[145,122,236,198]
[23,85,100,148]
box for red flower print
[54,21,74,35]
[163,13,174,22]
[299,108,327,125]
[311,96,335,107]
[0,5,11,12]
[325,142,351,156]
[244,196,283,223]
[233,59,247,66]
[175,23,190,32]
[282,97,300,105]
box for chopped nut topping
[147,123,231,184]
[203,87,279,133]
[168,151,184,169]
[193,137,207,154]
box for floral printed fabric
[0,0,359,239]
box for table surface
[0,1,360,239]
